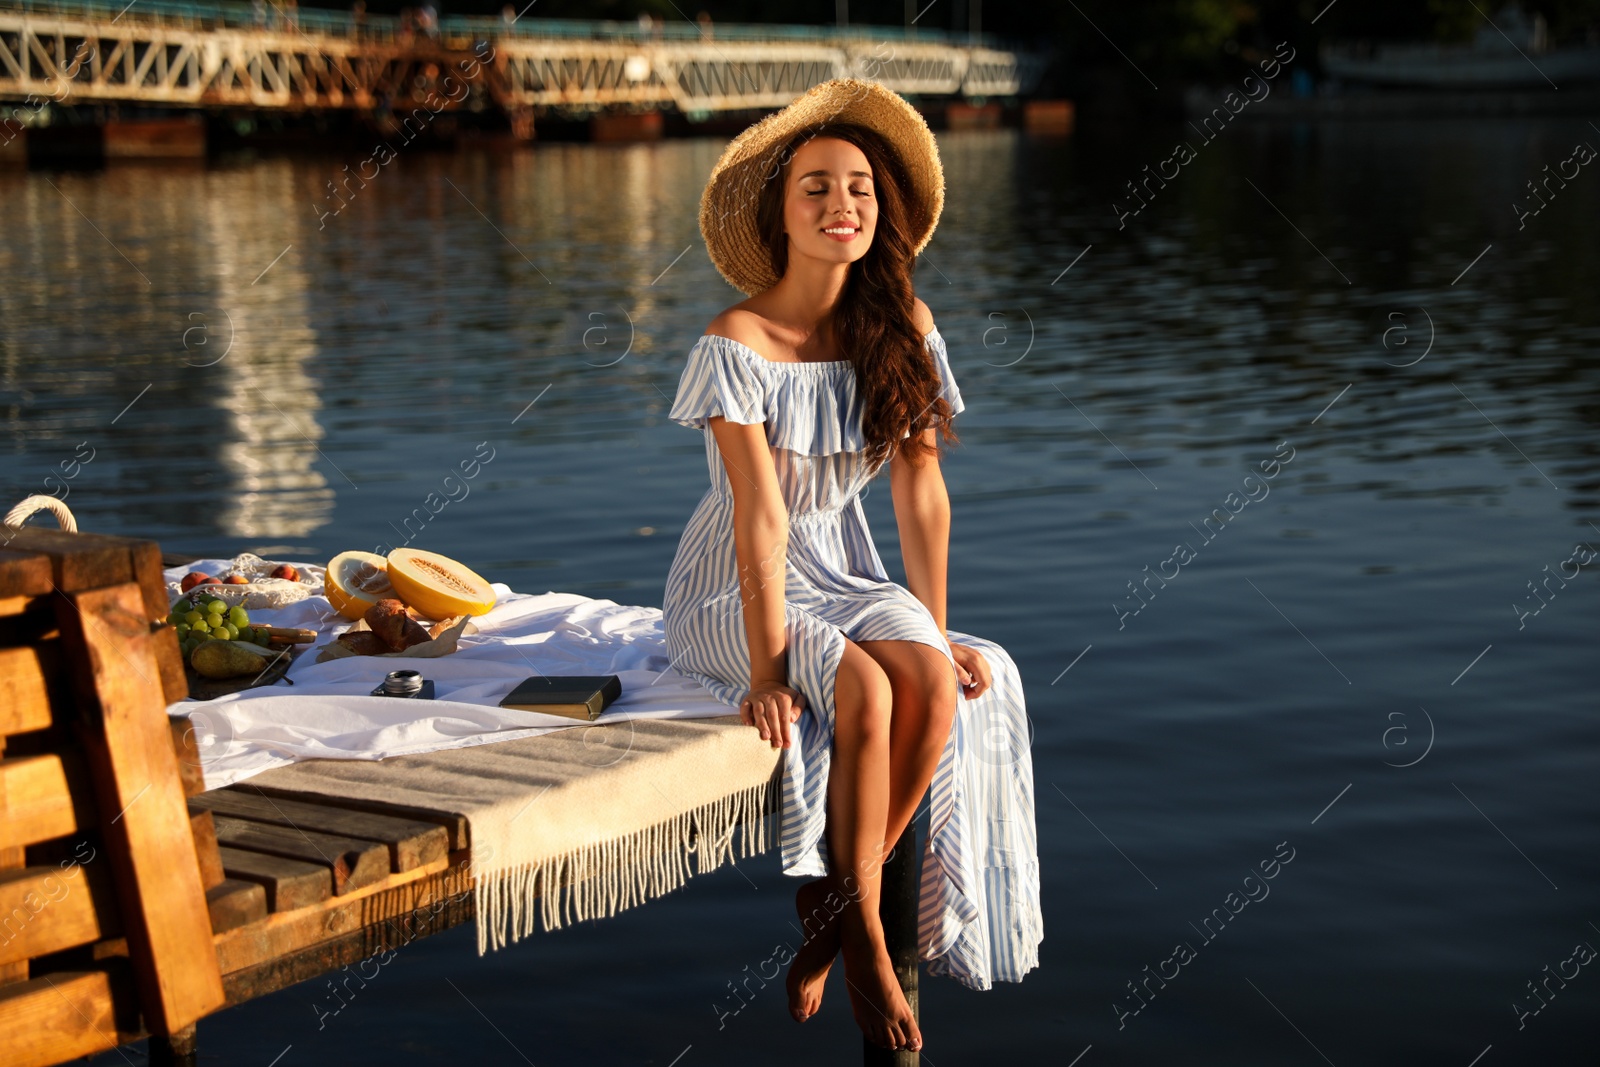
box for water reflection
[197,160,335,538]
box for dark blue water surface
[6,114,1599,1065]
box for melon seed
[416,558,474,594]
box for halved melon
[386,547,497,619]
[324,550,396,621]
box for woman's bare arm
[711,414,788,684]
[893,298,952,631]
[889,300,993,697]
[890,426,951,634]
[708,413,805,745]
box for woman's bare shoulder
[704,305,772,348]
[911,297,935,335]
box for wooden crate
[0,527,223,1066]
[0,532,483,1063]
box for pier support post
[864,822,920,1066]
[149,1024,198,1066]
[509,105,536,142]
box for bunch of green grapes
[169,593,273,662]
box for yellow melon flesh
[325,550,396,621]
[385,547,496,619]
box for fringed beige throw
[474,777,777,950]
[236,714,783,953]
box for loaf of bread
[365,598,430,651]
[337,630,392,656]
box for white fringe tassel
[474,776,780,954]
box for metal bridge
[0,0,1046,117]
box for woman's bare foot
[786,878,842,1021]
[838,921,921,1051]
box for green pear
[190,639,273,680]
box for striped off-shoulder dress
[662,325,1042,991]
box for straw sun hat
[698,78,945,296]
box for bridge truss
[0,3,1045,114]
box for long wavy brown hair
[755,122,958,470]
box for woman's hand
[950,643,991,700]
[740,681,807,749]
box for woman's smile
[780,136,878,266]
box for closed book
[498,675,622,721]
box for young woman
[663,79,1041,1054]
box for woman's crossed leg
[785,635,958,1051]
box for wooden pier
[0,526,924,1065]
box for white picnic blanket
[164,559,736,791]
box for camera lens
[382,670,424,695]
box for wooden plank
[0,596,40,621]
[0,646,56,738]
[0,863,116,968]
[130,541,187,707]
[0,548,52,598]
[150,628,188,709]
[189,810,225,889]
[196,789,449,872]
[217,846,332,912]
[0,753,95,849]
[0,843,22,983]
[91,936,129,961]
[214,852,462,977]
[207,815,391,896]
[0,726,26,983]
[3,825,100,981]
[205,879,267,934]
[54,582,225,1036]
[221,861,475,1006]
[167,716,207,799]
[0,967,140,1067]
[0,528,137,594]
[128,540,171,626]
[236,783,471,851]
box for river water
[6,115,1598,1064]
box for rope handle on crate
[4,494,79,533]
